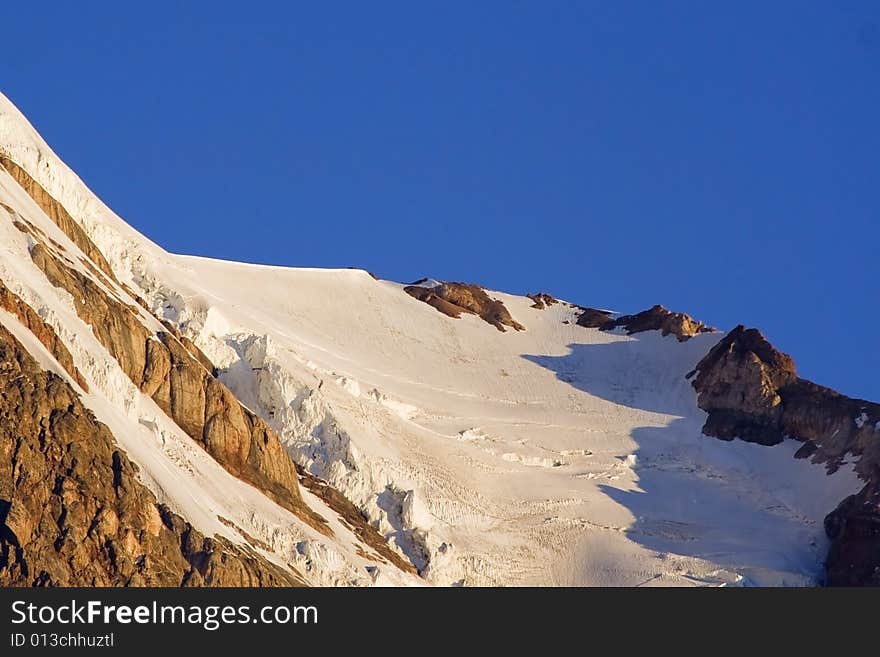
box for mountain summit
[0,92,876,587]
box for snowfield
[0,91,862,586]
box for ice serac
[690,325,880,585]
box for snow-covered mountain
[1,91,877,587]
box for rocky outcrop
[527,292,559,310]
[0,155,118,283]
[689,326,880,468]
[576,304,713,341]
[31,242,152,381]
[0,323,303,586]
[688,326,797,446]
[0,279,88,391]
[689,324,880,585]
[575,307,615,329]
[404,282,525,332]
[613,305,713,341]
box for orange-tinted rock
[527,292,559,310]
[405,282,525,332]
[0,323,303,586]
[0,279,88,391]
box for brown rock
[31,242,150,382]
[527,292,559,310]
[0,155,119,284]
[610,304,713,341]
[689,326,796,445]
[575,304,712,341]
[689,323,880,585]
[0,323,303,587]
[824,483,880,586]
[0,280,88,391]
[28,239,326,532]
[575,307,615,329]
[405,282,525,332]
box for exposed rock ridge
[0,155,118,284]
[0,279,88,391]
[3,169,322,527]
[2,155,423,574]
[0,322,303,586]
[689,325,880,586]
[404,282,525,332]
[577,304,714,342]
[28,238,325,531]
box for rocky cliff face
[0,279,88,391]
[0,323,303,586]
[25,206,323,531]
[0,156,117,283]
[689,325,880,585]
[824,483,880,586]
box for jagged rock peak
[689,323,880,586]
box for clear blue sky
[2,2,878,400]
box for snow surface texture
[0,92,861,586]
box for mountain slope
[0,91,876,586]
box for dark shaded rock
[824,483,880,586]
[575,307,615,329]
[575,304,712,341]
